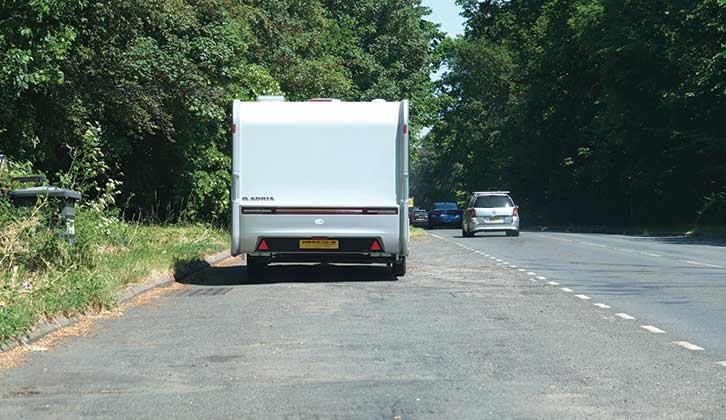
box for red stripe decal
[241,207,398,215]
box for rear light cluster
[241,207,398,215]
[513,207,519,217]
[370,239,382,251]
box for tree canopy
[1,0,441,223]
[414,0,726,226]
[3,0,724,228]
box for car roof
[472,191,510,195]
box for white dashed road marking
[674,341,704,351]
[581,241,607,248]
[641,325,666,334]
[435,234,717,344]
[683,260,724,269]
[614,247,639,254]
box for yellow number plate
[487,217,503,223]
[299,239,339,250]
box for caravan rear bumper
[235,209,403,256]
[246,252,397,264]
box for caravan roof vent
[256,95,285,102]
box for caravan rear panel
[231,99,409,269]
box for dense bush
[1,0,440,224]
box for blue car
[428,202,462,228]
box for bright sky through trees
[421,0,465,37]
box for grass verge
[0,224,228,348]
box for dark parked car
[428,202,462,228]
[410,208,429,227]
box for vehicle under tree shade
[428,202,462,228]
[463,191,520,237]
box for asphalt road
[433,229,726,358]
[1,233,725,419]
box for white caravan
[231,97,409,276]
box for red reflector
[403,124,408,134]
[370,240,382,251]
[258,239,269,251]
[232,124,236,134]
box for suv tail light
[513,207,519,217]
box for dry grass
[0,223,228,349]
[0,280,188,369]
[409,226,429,241]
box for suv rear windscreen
[474,196,514,208]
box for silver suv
[462,191,519,237]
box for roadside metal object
[8,186,81,245]
[1,153,81,245]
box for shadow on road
[452,234,511,239]
[179,263,398,286]
[643,236,726,248]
